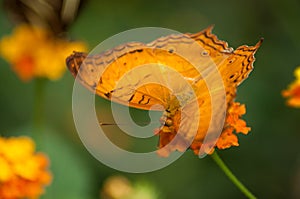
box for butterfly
[66,26,262,156]
[4,0,87,35]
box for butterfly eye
[201,50,210,56]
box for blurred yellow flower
[0,24,87,81]
[0,136,51,199]
[101,176,133,199]
[282,66,300,107]
[101,175,160,199]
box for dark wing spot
[128,94,135,102]
[104,92,111,98]
[201,50,210,56]
[141,97,150,105]
[138,95,145,104]
[104,90,114,98]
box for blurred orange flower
[282,66,300,107]
[0,24,87,81]
[0,136,51,199]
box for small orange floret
[282,66,300,108]
[216,102,250,150]
[225,102,251,135]
[13,55,35,81]
[216,127,239,150]
[282,83,300,107]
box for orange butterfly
[67,26,262,156]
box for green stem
[33,78,47,133]
[211,151,257,199]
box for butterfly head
[66,51,87,77]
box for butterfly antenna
[99,121,160,126]
[99,122,117,126]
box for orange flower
[195,101,250,154]
[216,127,239,149]
[216,102,250,150]
[225,102,251,135]
[282,66,300,107]
[0,24,87,81]
[0,136,51,199]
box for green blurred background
[1,0,300,198]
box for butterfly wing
[67,45,192,111]
[67,27,227,110]
[163,28,262,154]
